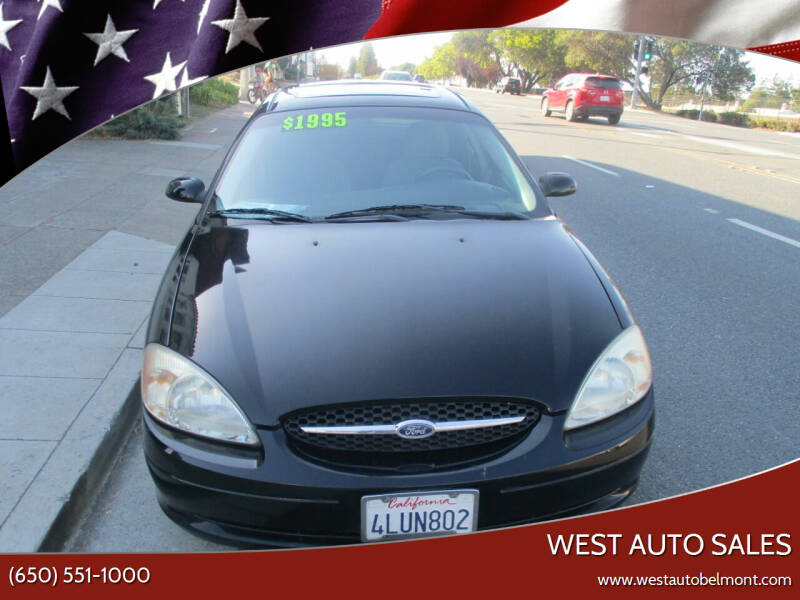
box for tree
[741,78,797,111]
[490,29,565,90]
[452,31,502,69]
[357,43,379,76]
[648,40,754,107]
[556,31,636,84]
[709,48,755,100]
[448,31,503,87]
[391,62,417,74]
[347,56,357,78]
[418,43,458,82]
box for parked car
[413,73,426,83]
[496,76,522,95]
[541,73,624,124]
[379,70,413,81]
[144,80,654,547]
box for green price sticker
[282,112,347,131]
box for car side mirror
[539,172,577,197]
[166,177,205,203]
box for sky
[310,30,800,88]
[315,32,454,71]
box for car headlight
[141,343,259,446]
[564,325,652,430]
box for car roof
[256,80,479,115]
[564,72,619,80]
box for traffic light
[633,38,641,57]
[643,39,655,61]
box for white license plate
[600,95,610,102]
[361,490,479,542]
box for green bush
[672,109,717,122]
[98,97,184,139]
[189,79,239,106]
[749,117,800,132]
[665,108,800,131]
[718,112,750,127]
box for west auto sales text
[547,533,792,556]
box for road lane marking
[628,131,663,139]
[727,218,800,249]
[681,134,800,160]
[656,144,800,186]
[561,155,619,176]
[704,208,720,214]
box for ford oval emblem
[395,419,436,440]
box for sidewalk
[0,102,252,551]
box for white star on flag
[153,0,185,9]
[144,52,186,98]
[179,66,207,89]
[20,66,79,120]
[37,0,62,20]
[0,3,23,52]
[197,0,210,35]
[84,15,138,66]
[212,0,269,53]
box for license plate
[361,490,479,542]
[600,95,610,102]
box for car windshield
[213,106,540,218]
[585,77,621,90]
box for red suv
[541,73,624,125]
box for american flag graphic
[0,0,796,186]
[0,0,572,185]
[0,0,388,184]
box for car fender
[567,232,635,329]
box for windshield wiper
[325,204,530,221]
[451,210,530,220]
[208,208,312,223]
[325,204,465,220]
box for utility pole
[631,35,646,109]
[698,71,710,121]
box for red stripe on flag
[749,40,800,63]
[364,0,569,38]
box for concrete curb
[38,380,141,551]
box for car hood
[171,218,622,426]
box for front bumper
[144,390,654,547]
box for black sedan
[141,80,654,547]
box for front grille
[283,399,541,472]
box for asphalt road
[65,89,800,552]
